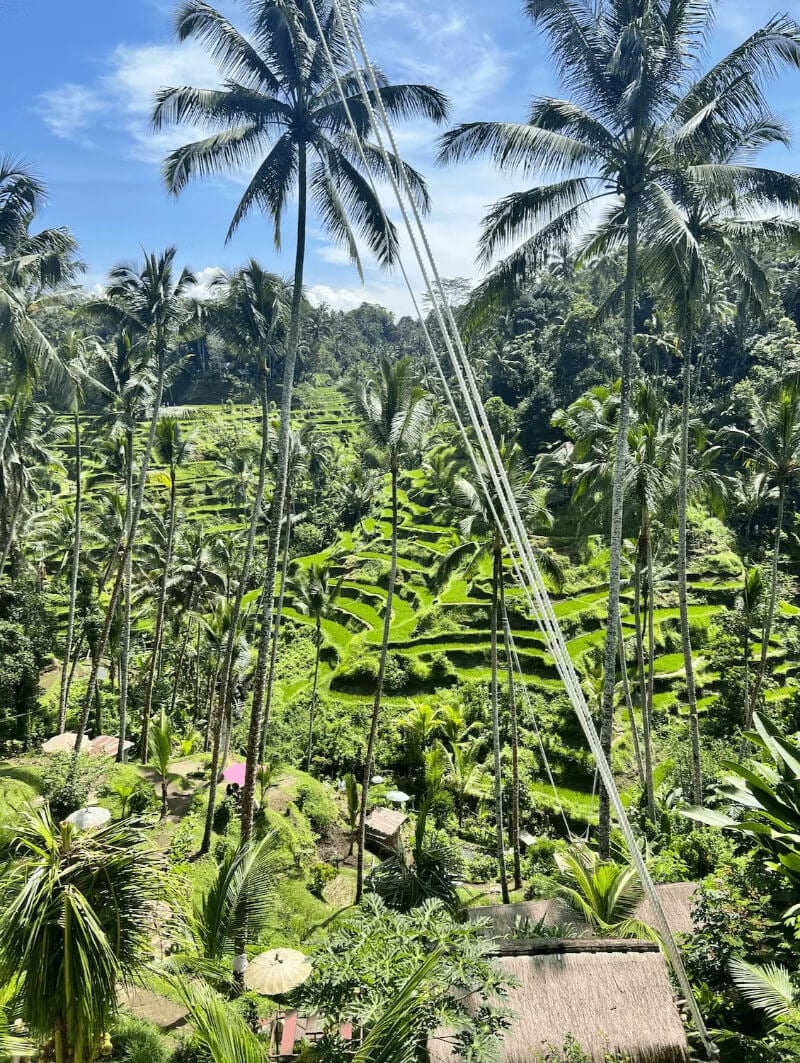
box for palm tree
[0,160,81,462]
[660,122,800,806]
[347,356,430,901]
[152,0,448,843]
[74,249,195,757]
[445,738,484,828]
[555,843,656,940]
[201,265,290,848]
[740,565,765,731]
[149,710,176,819]
[0,807,160,1063]
[140,414,195,759]
[56,333,100,734]
[291,560,341,772]
[438,0,800,856]
[734,375,800,705]
[344,771,359,856]
[438,439,555,902]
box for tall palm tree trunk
[201,371,270,854]
[743,608,752,730]
[753,483,785,706]
[0,386,20,467]
[355,464,399,902]
[241,143,307,845]
[76,372,166,756]
[140,463,178,758]
[677,334,702,803]
[617,615,644,787]
[500,580,521,891]
[58,413,82,733]
[490,546,510,904]
[633,550,655,819]
[170,605,196,718]
[0,481,24,575]
[645,531,658,815]
[598,207,638,858]
[118,439,134,760]
[260,495,292,761]
[306,618,322,772]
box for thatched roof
[365,807,407,840]
[41,733,134,757]
[428,939,690,1063]
[467,883,697,940]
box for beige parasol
[244,948,312,996]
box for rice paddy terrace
[54,385,800,793]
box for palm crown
[152,0,449,271]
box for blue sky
[2,0,800,314]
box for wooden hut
[364,807,407,852]
[428,938,690,1063]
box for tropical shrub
[110,1014,170,1063]
[40,752,104,819]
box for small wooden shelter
[428,938,690,1063]
[41,732,133,757]
[364,807,407,852]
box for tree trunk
[201,369,271,853]
[753,482,785,706]
[117,436,134,761]
[0,386,20,467]
[633,550,655,820]
[677,331,702,804]
[645,529,658,819]
[241,142,308,845]
[259,492,292,762]
[355,464,399,902]
[169,607,195,719]
[140,461,178,758]
[490,546,510,903]
[306,618,321,773]
[598,205,638,858]
[58,413,82,733]
[618,617,644,788]
[0,481,25,576]
[500,580,521,891]
[76,370,166,756]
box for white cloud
[38,83,105,140]
[187,265,225,301]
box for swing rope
[308,2,717,1056]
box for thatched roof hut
[467,883,697,940]
[365,807,407,851]
[428,939,690,1063]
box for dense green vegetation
[6,0,800,1061]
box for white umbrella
[66,806,111,830]
[371,775,385,785]
[244,948,312,996]
[385,789,410,805]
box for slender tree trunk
[76,371,166,756]
[306,618,321,773]
[355,464,399,902]
[260,494,292,762]
[58,413,82,733]
[677,330,702,804]
[141,463,178,758]
[0,386,20,467]
[618,616,644,788]
[118,437,134,760]
[598,206,639,858]
[241,142,308,845]
[0,481,24,575]
[633,549,655,820]
[500,580,521,892]
[490,546,510,903]
[743,609,752,730]
[170,607,195,718]
[645,529,658,819]
[753,483,785,706]
[200,371,271,854]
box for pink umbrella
[223,763,247,786]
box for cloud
[38,84,105,140]
[187,265,225,301]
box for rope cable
[313,2,717,1055]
